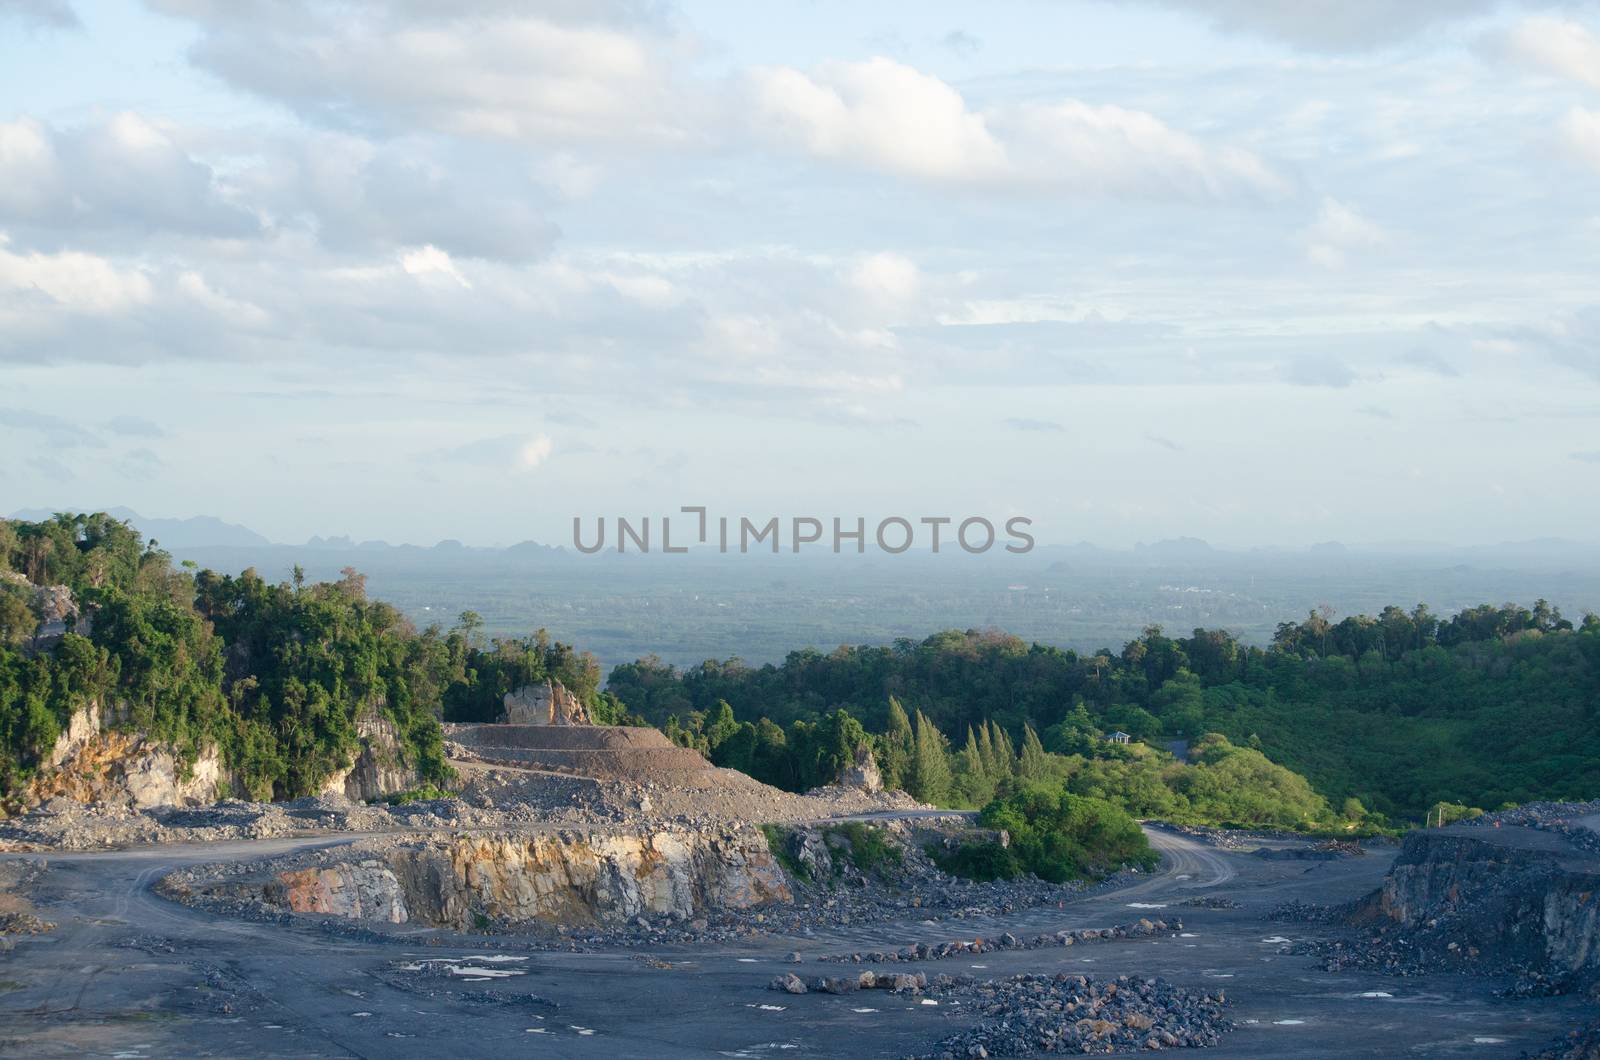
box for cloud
[1112,0,1520,52]
[1303,197,1389,268]
[1560,107,1600,171]
[1144,431,1184,451]
[1358,405,1393,419]
[849,252,920,304]
[241,131,560,260]
[1498,16,1600,89]
[940,30,982,56]
[0,0,78,29]
[0,406,103,448]
[519,434,554,469]
[429,432,554,470]
[749,57,1289,200]
[401,245,472,288]
[1005,417,1065,432]
[107,415,169,438]
[155,1,699,147]
[1280,354,1358,388]
[26,454,74,480]
[1572,449,1600,463]
[116,447,164,480]
[0,114,258,240]
[0,238,153,315]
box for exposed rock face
[838,744,882,793]
[251,828,790,928]
[271,862,408,923]
[1378,828,1600,988]
[30,703,230,809]
[319,712,423,802]
[501,679,591,725]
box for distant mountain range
[8,507,272,550]
[7,508,1598,568]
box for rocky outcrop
[1373,827,1600,989]
[236,827,790,928]
[501,679,590,725]
[29,703,230,809]
[319,712,423,802]
[837,744,882,793]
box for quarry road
[1,828,1592,1059]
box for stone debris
[772,971,1229,1056]
[816,918,1183,965]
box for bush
[930,840,1021,881]
[824,822,902,876]
[980,786,1158,882]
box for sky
[1,0,1599,548]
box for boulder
[501,679,591,726]
[837,744,883,793]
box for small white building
[1106,731,1132,745]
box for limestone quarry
[3,689,1598,1057]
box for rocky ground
[1276,802,1600,1002]
[0,763,925,853]
[771,969,1230,1057]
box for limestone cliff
[240,827,790,927]
[318,712,425,802]
[501,679,591,726]
[27,703,230,810]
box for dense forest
[0,514,622,801]
[608,603,1600,823]
[5,513,1596,834]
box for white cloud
[750,57,1288,200]
[518,434,554,469]
[1303,197,1390,268]
[0,237,153,314]
[1559,106,1600,170]
[1117,0,1509,52]
[0,113,257,239]
[1499,16,1600,90]
[401,245,472,288]
[849,252,920,304]
[157,2,699,147]
[751,58,1009,183]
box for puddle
[756,1004,786,1012]
[851,1007,878,1013]
[1273,1019,1306,1025]
[570,1026,596,1036]
[350,1012,372,1018]
[1261,936,1291,944]
[1207,973,1234,978]
[919,999,938,1006]
[1127,903,1168,909]
[1473,1038,1505,1045]
[969,964,987,969]
[1179,933,1199,938]
[736,958,761,964]
[526,1028,548,1034]
[1359,991,1393,999]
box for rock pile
[771,971,1230,1056]
[816,917,1182,964]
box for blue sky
[2,0,1599,546]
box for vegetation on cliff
[0,514,614,801]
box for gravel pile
[816,918,1182,965]
[773,970,1230,1056]
[926,973,1230,1057]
